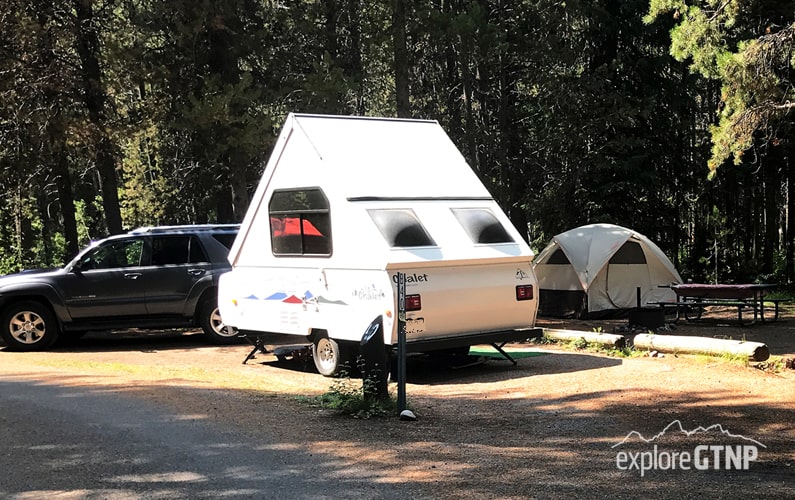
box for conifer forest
[1,1,793,284]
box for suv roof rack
[128,224,240,235]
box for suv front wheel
[0,301,60,351]
[199,298,238,344]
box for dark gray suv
[0,224,239,351]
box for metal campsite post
[396,271,407,412]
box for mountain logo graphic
[612,420,766,449]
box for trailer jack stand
[490,342,517,365]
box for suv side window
[189,236,209,263]
[151,236,208,265]
[212,233,236,250]
[81,239,144,270]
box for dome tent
[532,224,682,318]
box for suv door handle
[187,268,206,276]
[124,272,142,280]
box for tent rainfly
[532,224,682,318]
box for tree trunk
[634,333,769,362]
[32,0,80,259]
[787,147,794,283]
[73,0,123,235]
[456,17,478,173]
[206,10,250,223]
[346,0,364,114]
[54,148,80,262]
[392,0,410,117]
[762,159,779,276]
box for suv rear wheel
[0,301,60,351]
[199,299,238,344]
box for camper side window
[451,208,515,244]
[269,188,332,256]
[368,209,436,247]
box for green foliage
[542,333,637,358]
[602,345,640,358]
[569,337,591,350]
[0,0,793,285]
[754,356,785,373]
[303,371,398,419]
[645,0,795,175]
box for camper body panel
[385,260,537,345]
[219,257,538,348]
[219,266,395,343]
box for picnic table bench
[651,283,787,325]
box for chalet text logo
[611,420,765,477]
[392,273,429,285]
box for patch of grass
[569,337,590,350]
[719,351,750,367]
[534,335,558,345]
[692,352,750,367]
[538,334,638,358]
[601,345,640,358]
[753,356,785,373]
[300,370,400,419]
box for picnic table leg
[683,300,703,321]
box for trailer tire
[312,337,350,377]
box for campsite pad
[468,346,549,360]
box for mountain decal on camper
[249,290,348,306]
[317,296,348,305]
[611,420,766,448]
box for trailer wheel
[312,337,348,377]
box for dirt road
[0,318,793,499]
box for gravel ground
[0,311,793,499]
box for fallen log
[543,329,627,349]
[633,333,769,362]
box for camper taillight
[515,284,534,301]
[405,294,422,311]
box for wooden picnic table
[655,283,785,324]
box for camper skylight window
[451,208,514,244]
[269,188,332,256]
[368,209,436,247]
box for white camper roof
[264,113,489,199]
[229,114,505,265]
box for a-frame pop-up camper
[218,114,542,375]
